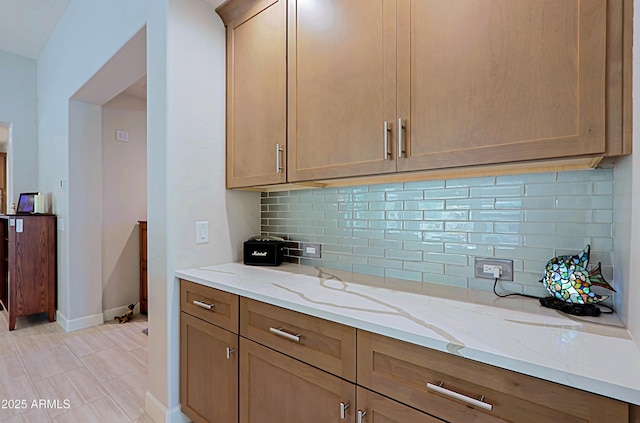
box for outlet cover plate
[474,258,514,281]
[301,242,321,259]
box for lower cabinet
[180,312,238,423]
[180,280,632,423]
[239,337,355,423]
[358,330,628,423]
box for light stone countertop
[175,262,640,406]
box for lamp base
[539,297,601,317]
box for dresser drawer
[240,297,356,382]
[357,331,628,423]
[180,279,239,333]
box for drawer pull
[427,382,493,411]
[269,326,301,343]
[226,347,235,359]
[192,300,214,310]
[357,410,367,423]
[340,402,350,419]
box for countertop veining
[176,262,640,405]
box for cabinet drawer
[240,297,356,381]
[180,279,239,333]
[358,331,628,423]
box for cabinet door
[397,0,607,172]
[225,0,287,188]
[240,337,356,423]
[180,312,238,423]
[288,0,397,181]
[356,387,442,423]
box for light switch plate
[196,221,209,244]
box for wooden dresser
[139,221,147,314]
[0,214,56,330]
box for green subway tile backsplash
[261,169,615,293]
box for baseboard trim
[103,303,141,322]
[145,391,189,423]
[56,310,103,332]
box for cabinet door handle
[192,300,214,310]
[276,143,284,173]
[383,121,391,160]
[269,326,301,343]
[357,410,367,423]
[427,382,493,411]
[397,117,405,158]
[339,402,350,419]
[226,347,235,359]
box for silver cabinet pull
[192,300,214,310]
[357,410,367,423]
[340,402,350,419]
[275,143,284,173]
[226,347,235,359]
[269,326,301,343]
[427,382,493,411]
[397,118,405,158]
[383,121,391,160]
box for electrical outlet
[301,242,321,258]
[474,258,514,281]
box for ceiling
[0,0,70,60]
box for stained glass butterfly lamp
[539,245,616,317]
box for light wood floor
[0,311,152,422]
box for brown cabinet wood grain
[181,280,239,332]
[218,0,630,189]
[396,0,609,173]
[287,0,398,181]
[358,330,628,423]
[179,279,634,423]
[217,0,287,188]
[239,337,356,423]
[240,297,356,381]
[180,312,238,423]
[0,214,56,331]
[139,221,147,314]
[180,280,240,423]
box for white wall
[39,0,259,421]
[0,50,38,206]
[68,100,103,325]
[102,93,147,314]
[145,0,259,420]
[37,0,147,327]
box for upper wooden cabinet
[287,0,398,181]
[218,0,287,188]
[397,0,608,172]
[219,0,630,188]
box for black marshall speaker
[243,236,285,266]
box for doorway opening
[67,27,147,329]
